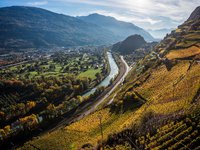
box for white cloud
[66,1,198,19]
[27,1,48,6]
[39,0,200,29]
[84,10,162,25]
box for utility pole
[98,114,104,150]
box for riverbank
[11,52,127,150]
[2,51,122,150]
[37,52,128,133]
[83,51,119,97]
[18,53,130,150]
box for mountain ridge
[0,6,155,51]
[78,13,155,42]
[187,6,200,21]
[0,6,117,49]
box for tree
[109,78,114,85]
[49,64,56,71]
[0,129,6,139]
[95,72,102,82]
[4,125,11,136]
[77,95,83,103]
[63,66,69,72]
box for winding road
[44,54,130,133]
[72,55,130,122]
[9,53,131,150]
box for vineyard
[102,105,200,150]
[136,60,200,114]
[19,104,144,149]
[100,13,200,150]
[11,6,200,150]
[166,46,200,60]
[18,57,200,150]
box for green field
[78,68,101,80]
[0,53,104,81]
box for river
[83,51,119,97]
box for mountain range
[0,6,155,50]
[0,4,200,150]
[78,13,154,42]
[18,6,200,150]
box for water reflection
[83,52,119,97]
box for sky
[0,0,200,30]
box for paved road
[106,56,132,106]
[8,54,130,149]
[73,56,131,121]
[44,55,130,134]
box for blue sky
[0,0,199,30]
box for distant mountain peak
[187,6,200,21]
[88,13,108,17]
[125,34,146,42]
[0,6,155,50]
[78,14,155,42]
[0,6,118,49]
[82,13,117,22]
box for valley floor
[19,58,200,150]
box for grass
[1,55,103,81]
[29,71,38,75]
[78,69,101,80]
[166,46,200,60]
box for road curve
[8,53,130,150]
[44,54,130,133]
[73,55,130,121]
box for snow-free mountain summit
[0,6,155,50]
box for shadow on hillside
[109,94,145,114]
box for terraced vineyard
[139,115,200,149]
[100,7,200,150]
[4,5,200,150]
[103,106,200,150]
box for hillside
[154,6,200,59]
[0,6,117,50]
[78,13,155,42]
[0,7,155,51]
[112,35,157,64]
[17,6,200,150]
[112,35,146,54]
[101,5,200,149]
